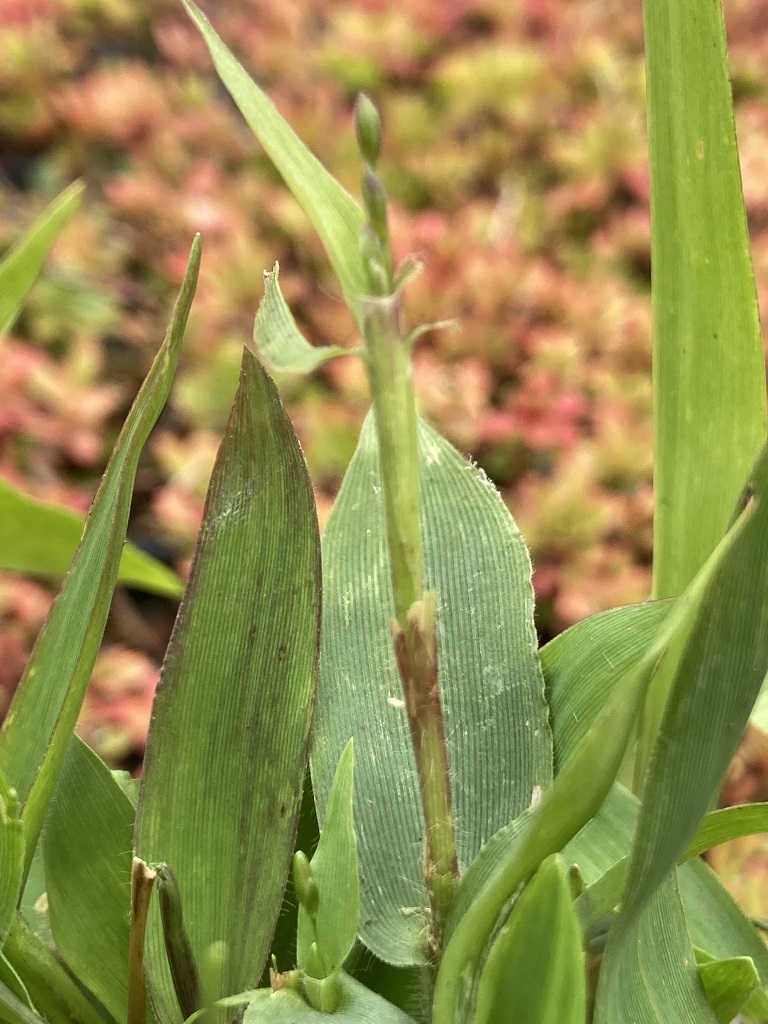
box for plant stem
[361,290,459,958]
[128,857,156,1024]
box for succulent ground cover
[2,0,768,909]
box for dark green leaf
[134,348,321,1023]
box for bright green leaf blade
[0,772,24,947]
[0,980,46,1024]
[697,954,759,1024]
[648,0,767,602]
[135,347,321,1024]
[433,512,746,1024]
[474,855,585,1024]
[241,973,416,1024]
[0,235,200,872]
[298,741,359,977]
[183,0,366,319]
[0,479,183,598]
[315,413,552,965]
[0,182,84,338]
[17,844,51,950]
[597,447,768,1020]
[42,736,133,1024]
[254,263,352,374]
[542,599,672,769]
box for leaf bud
[362,165,389,245]
[292,850,319,918]
[354,92,382,166]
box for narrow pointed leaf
[697,954,759,1024]
[183,0,365,318]
[0,479,183,598]
[0,981,46,1024]
[253,264,352,374]
[297,741,359,977]
[42,736,133,1024]
[0,182,84,338]
[241,973,416,1024]
[597,446,768,1021]
[315,413,552,965]
[135,347,321,1024]
[473,855,585,1024]
[0,236,200,871]
[432,510,747,1024]
[0,771,24,947]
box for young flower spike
[354,92,382,167]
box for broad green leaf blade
[135,347,321,1024]
[473,855,585,1024]
[597,447,768,1021]
[432,513,746,1024]
[254,264,352,374]
[315,413,552,965]
[297,741,359,977]
[648,0,767,602]
[183,0,366,319]
[697,954,759,1024]
[0,772,24,947]
[0,479,183,598]
[542,599,672,769]
[0,235,200,871]
[0,182,84,338]
[42,736,133,1024]
[241,973,416,1024]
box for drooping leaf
[297,740,359,977]
[241,973,416,1024]
[432,508,748,1024]
[0,235,200,874]
[0,771,24,947]
[473,854,585,1024]
[0,182,84,338]
[596,445,768,1023]
[253,264,352,374]
[697,953,759,1024]
[134,347,321,1024]
[42,736,134,1024]
[315,413,552,965]
[183,0,366,319]
[0,479,183,598]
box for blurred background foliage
[1,0,768,849]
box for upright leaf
[0,182,83,338]
[134,347,321,1024]
[183,1,366,319]
[42,736,134,1024]
[315,413,551,965]
[297,741,359,977]
[596,446,768,1023]
[0,236,200,871]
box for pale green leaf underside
[183,0,366,320]
[0,236,200,872]
[43,736,133,1024]
[0,182,84,339]
[253,263,351,374]
[315,412,551,965]
[135,349,321,1024]
[298,740,359,977]
[242,973,415,1023]
[0,478,183,597]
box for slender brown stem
[128,857,156,1024]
